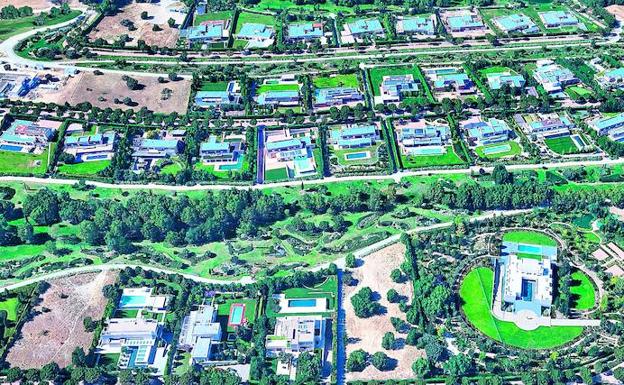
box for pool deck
[274,294,328,314]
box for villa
[461,116,512,146]
[265,316,326,357]
[440,10,489,36]
[256,76,301,107]
[493,14,540,34]
[394,118,451,156]
[395,16,436,36]
[0,118,60,154]
[194,81,242,108]
[588,113,624,142]
[131,136,184,172]
[424,67,475,95]
[264,128,317,179]
[98,318,165,371]
[539,11,579,29]
[236,23,275,49]
[183,20,230,45]
[287,22,324,41]
[597,67,624,90]
[514,113,575,139]
[533,60,579,94]
[329,124,380,149]
[486,70,526,90]
[348,18,385,38]
[377,74,419,104]
[497,241,558,316]
[63,132,117,163]
[313,87,364,109]
[178,305,222,365]
[199,134,244,165]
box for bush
[346,349,368,372]
[386,288,399,303]
[381,332,395,350]
[351,287,381,318]
[371,352,391,371]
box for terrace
[514,112,575,139]
[0,118,59,155]
[182,19,230,46]
[485,70,526,90]
[394,118,451,156]
[493,14,540,34]
[588,113,624,142]
[255,76,301,108]
[287,22,324,41]
[199,134,245,170]
[539,10,580,29]
[341,18,384,44]
[131,135,184,173]
[63,132,117,163]
[313,87,363,109]
[424,67,476,98]
[265,315,326,357]
[395,15,436,36]
[264,128,317,180]
[461,116,512,146]
[440,10,490,37]
[597,67,624,90]
[178,305,222,365]
[329,124,380,150]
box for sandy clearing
[6,271,117,369]
[606,5,624,20]
[0,0,82,12]
[344,243,425,381]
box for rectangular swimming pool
[119,295,147,308]
[483,143,511,155]
[228,303,246,326]
[345,152,369,160]
[521,279,535,301]
[288,299,317,308]
[413,147,444,156]
[0,144,24,152]
[518,243,542,255]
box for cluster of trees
[0,5,33,19]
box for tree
[390,268,403,283]
[40,362,59,382]
[345,253,356,268]
[125,77,139,90]
[17,223,35,244]
[72,347,87,366]
[140,11,148,19]
[168,17,175,27]
[405,328,421,346]
[387,288,399,303]
[295,351,321,384]
[346,349,368,372]
[444,353,473,377]
[412,358,431,378]
[83,316,96,332]
[23,189,60,225]
[168,72,178,81]
[381,332,395,350]
[371,352,391,371]
[350,287,380,318]
[492,164,512,185]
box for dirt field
[5,271,117,369]
[606,5,624,20]
[36,71,192,114]
[344,243,426,381]
[88,0,186,47]
[0,0,82,12]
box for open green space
[194,11,232,26]
[544,136,580,155]
[570,270,596,310]
[400,147,464,169]
[0,10,81,42]
[256,83,300,94]
[313,74,359,89]
[264,167,289,182]
[0,297,19,321]
[474,141,522,160]
[502,230,557,247]
[199,82,230,91]
[368,65,424,97]
[333,144,381,167]
[57,160,110,177]
[216,298,259,332]
[235,12,276,33]
[565,86,594,100]
[460,267,584,349]
[0,145,54,176]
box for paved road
[2,157,624,192]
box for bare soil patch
[35,71,191,114]
[87,0,186,47]
[606,5,624,20]
[6,271,117,369]
[0,0,81,12]
[344,243,425,381]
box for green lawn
[194,11,232,26]
[474,141,522,159]
[502,230,557,247]
[545,136,580,155]
[57,160,110,176]
[400,147,464,168]
[570,270,596,310]
[216,298,259,333]
[460,267,584,349]
[0,297,19,321]
[266,276,337,318]
[0,145,54,176]
[199,82,230,91]
[565,86,594,100]
[264,167,289,182]
[333,144,381,167]
[235,12,275,33]
[0,10,81,42]
[256,83,300,94]
[368,65,424,97]
[313,74,359,89]
[251,0,384,14]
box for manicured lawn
[545,136,580,155]
[474,141,522,159]
[251,0,382,14]
[333,144,380,167]
[502,230,557,247]
[368,65,424,97]
[570,270,596,310]
[0,297,19,321]
[256,83,300,94]
[235,12,275,33]
[460,267,584,349]
[199,82,229,91]
[313,74,359,89]
[194,11,232,26]
[0,145,54,176]
[114,309,139,318]
[0,10,81,42]
[57,160,110,176]
[565,86,594,100]
[400,147,464,168]
[266,276,337,318]
[264,167,289,182]
[216,298,258,333]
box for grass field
[57,160,110,176]
[194,11,232,26]
[460,267,584,349]
[502,230,557,246]
[313,74,359,89]
[199,82,229,91]
[368,65,424,97]
[400,147,464,168]
[0,297,19,321]
[256,83,300,94]
[565,86,594,100]
[545,136,580,155]
[0,145,54,176]
[217,298,258,333]
[266,276,337,317]
[474,141,522,159]
[264,167,289,182]
[251,0,383,14]
[235,11,275,33]
[570,270,596,310]
[0,10,81,42]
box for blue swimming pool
[85,154,109,161]
[521,279,534,301]
[413,147,444,156]
[0,144,23,152]
[483,143,511,155]
[345,152,368,160]
[219,155,243,171]
[288,299,317,308]
[119,295,147,308]
[518,244,542,254]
